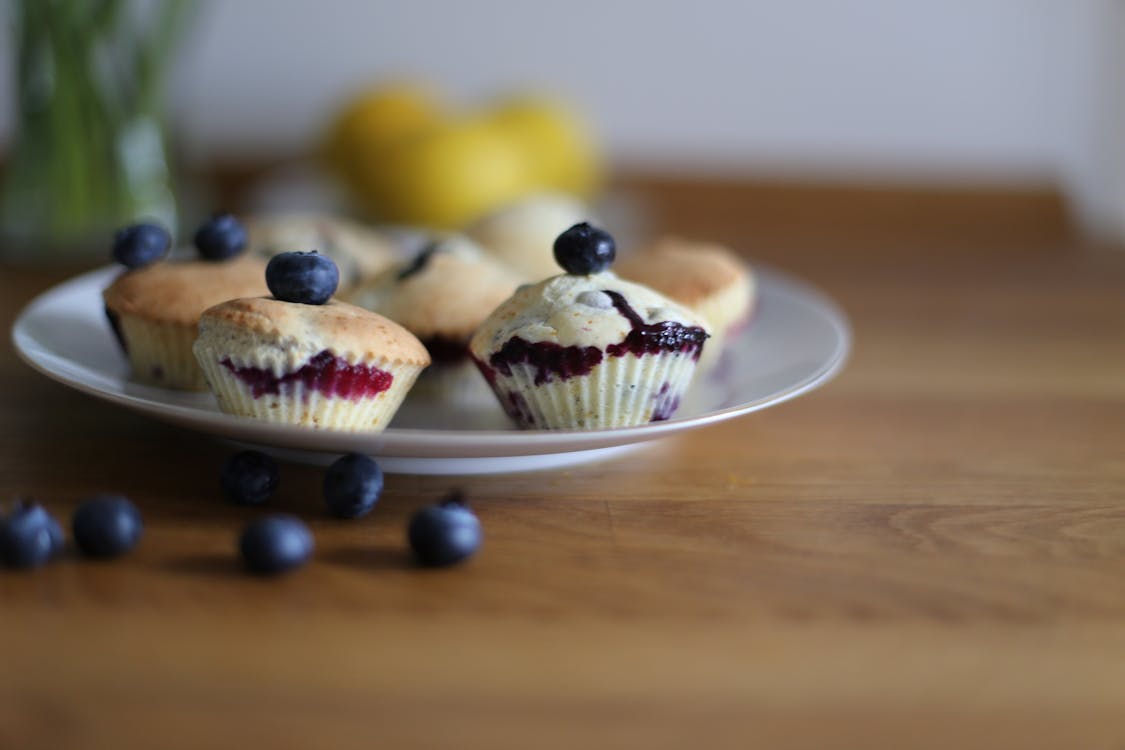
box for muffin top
[102,256,270,325]
[348,235,522,341]
[466,193,594,282]
[198,297,431,366]
[470,271,709,356]
[615,237,749,309]
[245,212,399,286]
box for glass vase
[1,0,191,264]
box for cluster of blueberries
[0,495,142,569]
[114,213,341,306]
[225,450,482,573]
[0,453,481,575]
[112,212,247,269]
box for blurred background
[1,0,1123,256]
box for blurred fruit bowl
[321,83,604,230]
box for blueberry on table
[72,494,143,559]
[194,212,248,260]
[407,492,482,567]
[265,251,340,305]
[239,515,314,575]
[553,222,616,275]
[221,450,280,506]
[323,453,383,519]
[112,222,171,269]
[0,500,64,569]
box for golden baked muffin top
[102,256,270,325]
[615,237,748,309]
[348,235,522,340]
[198,297,431,366]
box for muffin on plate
[103,256,269,391]
[347,234,522,402]
[470,223,710,429]
[616,236,755,372]
[466,192,595,282]
[193,252,429,431]
[245,212,400,290]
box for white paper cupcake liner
[486,350,700,430]
[193,342,423,432]
[113,313,207,390]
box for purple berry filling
[603,291,708,360]
[486,337,603,386]
[220,349,393,400]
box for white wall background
[2,0,1123,231]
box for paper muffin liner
[193,341,424,432]
[111,311,208,390]
[483,349,700,430]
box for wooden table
[2,178,1124,749]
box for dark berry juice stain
[487,337,603,385]
[603,291,708,360]
[104,306,127,353]
[502,389,535,425]
[650,382,680,421]
[421,335,470,366]
[396,242,440,281]
[221,350,393,400]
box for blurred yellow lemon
[487,96,602,199]
[368,118,532,229]
[322,84,603,228]
[323,83,444,193]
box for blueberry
[323,453,383,519]
[265,251,340,305]
[112,222,172,269]
[407,492,482,567]
[239,515,314,575]
[0,500,64,569]
[194,213,248,260]
[72,494,143,559]
[220,450,280,506]
[553,222,616,275]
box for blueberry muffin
[470,224,710,429]
[348,235,522,402]
[466,192,594,282]
[193,253,430,431]
[102,256,269,390]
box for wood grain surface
[2,177,1124,750]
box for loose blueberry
[265,251,340,305]
[323,453,383,519]
[194,213,248,260]
[0,500,64,569]
[407,492,482,567]
[220,450,280,506]
[72,494,143,559]
[112,222,172,269]
[553,222,616,275]
[239,515,314,575]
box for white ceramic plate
[12,265,850,474]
